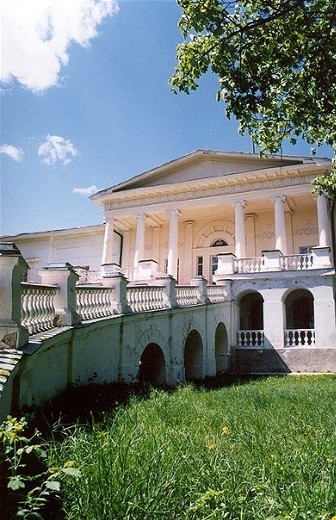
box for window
[211,239,228,247]
[197,256,203,276]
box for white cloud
[0,144,24,161]
[38,135,78,165]
[73,185,98,196]
[1,0,119,93]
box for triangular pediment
[92,150,304,201]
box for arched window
[211,239,228,247]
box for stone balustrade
[126,286,165,313]
[234,257,264,274]
[21,283,59,335]
[215,246,332,277]
[176,286,199,306]
[206,286,227,303]
[281,253,313,271]
[76,286,116,321]
[237,330,265,348]
[284,329,316,347]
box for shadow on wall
[233,346,291,374]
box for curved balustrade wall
[21,283,59,335]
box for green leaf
[61,467,82,477]
[45,480,61,492]
[8,475,26,491]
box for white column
[232,200,246,258]
[102,219,115,265]
[167,209,180,279]
[184,220,194,283]
[152,226,160,264]
[123,229,131,269]
[272,195,287,254]
[246,213,256,257]
[134,213,146,267]
[316,194,331,248]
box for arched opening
[285,289,315,346]
[215,322,229,374]
[138,343,166,385]
[238,291,264,347]
[184,330,203,381]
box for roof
[0,223,105,242]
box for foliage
[0,416,81,519]
[170,0,336,155]
[312,160,336,201]
[49,376,336,519]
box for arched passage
[285,289,315,346]
[138,343,166,385]
[238,291,264,347]
[184,330,203,381]
[215,322,229,374]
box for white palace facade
[2,150,336,374]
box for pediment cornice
[103,164,329,212]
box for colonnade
[101,194,331,276]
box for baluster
[21,289,29,331]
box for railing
[76,286,115,321]
[21,283,59,335]
[237,330,264,348]
[234,257,264,274]
[126,286,165,312]
[207,286,227,303]
[281,254,314,271]
[284,329,316,347]
[176,286,199,306]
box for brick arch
[194,220,235,248]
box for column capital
[271,194,286,204]
[135,212,147,220]
[231,199,246,209]
[168,208,181,216]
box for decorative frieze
[293,227,318,236]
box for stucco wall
[5,302,231,415]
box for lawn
[47,376,336,519]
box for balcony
[214,246,332,279]
[237,329,316,348]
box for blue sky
[1,0,333,236]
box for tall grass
[49,376,336,519]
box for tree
[170,0,336,166]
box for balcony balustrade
[234,257,264,274]
[237,330,265,348]
[284,329,316,347]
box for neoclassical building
[3,150,336,367]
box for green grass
[48,376,336,519]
